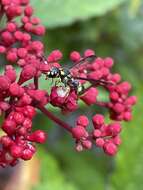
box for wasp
[40,54,113,95]
[47,67,82,92]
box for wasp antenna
[77,54,97,64]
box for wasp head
[47,67,59,78]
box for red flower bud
[103,142,117,156]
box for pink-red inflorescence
[0,0,137,167]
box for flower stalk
[0,0,137,167]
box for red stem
[0,6,4,21]
[95,101,109,107]
[37,105,73,133]
[34,77,39,89]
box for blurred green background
[4,0,143,190]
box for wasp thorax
[59,69,71,78]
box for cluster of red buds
[0,0,137,167]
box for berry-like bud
[5,65,17,82]
[103,142,117,156]
[2,120,17,135]
[9,83,24,97]
[0,76,11,91]
[72,126,88,140]
[104,57,114,68]
[28,130,47,143]
[23,105,36,119]
[76,115,89,127]
[24,6,33,17]
[95,138,105,147]
[84,49,95,57]
[1,136,13,147]
[82,140,92,149]
[70,51,81,62]
[10,145,23,158]
[47,50,63,62]
[80,87,98,105]
[93,129,102,138]
[19,65,37,83]
[92,114,104,127]
[108,123,122,136]
[13,112,25,124]
[22,149,34,160]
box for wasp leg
[51,78,55,85]
[62,77,69,88]
[78,86,84,95]
[55,79,61,86]
[45,74,49,80]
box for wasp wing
[68,55,97,71]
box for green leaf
[109,84,143,190]
[117,2,143,50]
[31,0,128,28]
[33,148,78,190]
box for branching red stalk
[37,105,73,133]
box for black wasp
[47,67,82,93]
[40,54,113,95]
